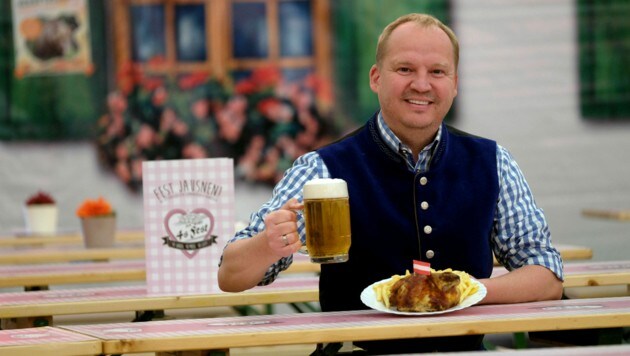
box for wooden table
[0,229,144,248]
[0,245,595,290]
[3,260,629,330]
[582,209,630,221]
[0,241,590,271]
[492,260,630,288]
[553,243,593,261]
[0,326,101,355]
[60,296,630,355]
[555,260,630,288]
[0,260,630,318]
[0,257,316,289]
[0,261,146,288]
[0,246,145,265]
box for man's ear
[369,65,380,93]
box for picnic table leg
[513,332,528,349]
[134,310,167,322]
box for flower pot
[80,215,116,248]
[23,204,58,235]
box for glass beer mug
[302,178,351,263]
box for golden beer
[303,179,351,263]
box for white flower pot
[80,215,116,248]
[23,204,58,235]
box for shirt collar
[376,111,442,171]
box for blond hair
[375,13,459,70]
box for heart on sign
[164,208,215,258]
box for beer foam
[303,178,348,199]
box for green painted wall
[0,0,108,140]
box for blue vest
[317,114,499,351]
[318,114,498,310]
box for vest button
[419,177,428,185]
[421,201,429,210]
[423,225,432,234]
[426,250,435,259]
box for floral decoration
[25,191,56,205]
[76,197,115,218]
[97,58,343,191]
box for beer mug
[302,178,351,263]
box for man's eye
[432,69,446,76]
[398,68,411,74]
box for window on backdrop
[104,0,337,190]
[114,0,328,83]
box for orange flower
[76,197,115,218]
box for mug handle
[295,210,308,255]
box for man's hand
[218,198,304,292]
[263,198,304,257]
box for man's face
[370,23,458,136]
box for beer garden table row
[0,242,593,266]
[1,260,629,329]
[1,295,630,355]
[0,255,316,289]
[0,243,595,291]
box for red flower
[142,77,164,92]
[178,72,210,90]
[235,79,257,95]
[116,62,144,95]
[25,191,55,205]
[251,66,281,88]
[257,98,282,116]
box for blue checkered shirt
[227,113,564,285]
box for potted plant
[23,191,58,235]
[76,197,116,248]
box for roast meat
[388,272,461,312]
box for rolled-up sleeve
[221,151,329,285]
[492,145,564,281]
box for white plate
[360,276,487,316]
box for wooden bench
[3,259,629,331]
[58,296,630,355]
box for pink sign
[142,158,235,295]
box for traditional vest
[316,113,499,352]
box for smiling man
[218,13,563,354]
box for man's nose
[409,73,431,91]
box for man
[219,13,563,353]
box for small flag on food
[413,260,431,275]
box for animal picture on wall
[11,0,93,77]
